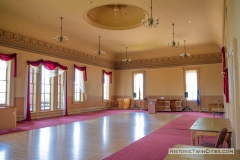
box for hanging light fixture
[94,36,105,56]
[180,40,190,58]
[168,23,179,47]
[54,17,68,43]
[142,0,159,28]
[122,47,131,62]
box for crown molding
[0,28,115,69]
[115,52,222,70]
[0,28,221,70]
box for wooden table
[164,144,240,160]
[190,117,232,148]
[211,108,225,118]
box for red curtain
[0,53,17,77]
[103,70,112,84]
[222,47,229,103]
[74,65,87,81]
[26,59,68,120]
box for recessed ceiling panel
[84,4,147,30]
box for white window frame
[184,68,199,101]
[74,69,84,103]
[0,60,14,106]
[30,67,65,113]
[133,71,145,100]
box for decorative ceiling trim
[0,28,115,69]
[0,28,222,70]
[115,53,222,70]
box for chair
[200,128,228,148]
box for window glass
[185,70,198,100]
[74,69,84,102]
[103,74,110,100]
[0,61,7,104]
[41,66,51,110]
[133,73,144,100]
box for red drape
[74,65,87,81]
[26,59,68,120]
[103,70,112,84]
[222,47,229,103]
[0,53,17,77]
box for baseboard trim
[68,106,109,115]
[17,106,110,121]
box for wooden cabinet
[109,98,131,109]
[0,107,16,130]
[170,99,182,111]
[208,104,224,112]
[157,100,171,111]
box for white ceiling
[0,0,224,61]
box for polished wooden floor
[0,111,180,160]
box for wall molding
[115,52,222,70]
[0,28,221,70]
[0,28,115,69]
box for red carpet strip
[103,112,223,160]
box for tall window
[29,67,36,111]
[103,74,110,100]
[26,60,68,120]
[133,72,144,100]
[41,66,52,110]
[58,73,63,109]
[74,69,84,102]
[185,69,198,100]
[0,60,8,104]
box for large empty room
[0,0,240,160]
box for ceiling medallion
[84,4,146,30]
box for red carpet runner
[103,112,222,160]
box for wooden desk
[190,117,232,148]
[211,108,225,118]
[164,144,240,160]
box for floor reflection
[0,111,180,160]
[38,127,50,159]
[134,113,145,140]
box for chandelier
[94,36,105,56]
[180,40,190,58]
[142,0,159,28]
[168,23,179,47]
[122,47,131,63]
[54,17,68,43]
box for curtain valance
[0,53,17,77]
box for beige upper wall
[145,68,184,96]
[115,63,223,98]
[199,64,223,95]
